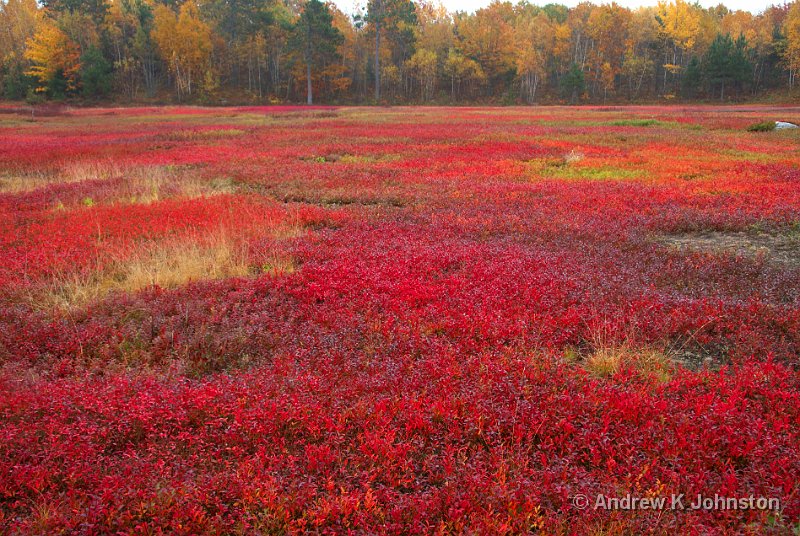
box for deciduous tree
[25,20,80,96]
[514,11,554,103]
[0,0,40,98]
[456,1,516,97]
[152,2,213,99]
[785,1,800,89]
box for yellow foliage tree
[444,48,484,99]
[587,3,631,100]
[406,47,437,100]
[25,20,81,94]
[152,2,213,98]
[514,12,555,103]
[656,0,701,93]
[656,0,700,52]
[0,0,40,70]
[415,1,453,55]
[785,1,800,89]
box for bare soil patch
[660,228,800,266]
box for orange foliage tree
[25,19,80,95]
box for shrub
[747,121,776,132]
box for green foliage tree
[291,0,343,105]
[80,46,112,97]
[444,48,484,99]
[681,55,702,97]
[365,0,417,102]
[2,0,797,104]
[561,62,585,103]
[40,0,107,24]
[704,33,751,100]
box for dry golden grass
[166,128,246,141]
[0,169,73,193]
[0,161,124,193]
[63,160,124,183]
[1,161,234,203]
[563,149,585,164]
[583,343,673,383]
[111,166,235,205]
[36,231,296,310]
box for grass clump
[610,119,660,127]
[540,163,640,182]
[583,343,673,383]
[36,230,298,310]
[42,234,248,310]
[747,121,776,132]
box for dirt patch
[660,229,800,266]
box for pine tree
[80,46,112,97]
[704,33,751,100]
[365,0,417,102]
[291,0,343,105]
[561,63,585,104]
[682,55,702,98]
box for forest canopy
[1,0,799,104]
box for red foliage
[0,106,798,533]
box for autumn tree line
[2,0,800,105]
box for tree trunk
[306,59,313,105]
[375,19,381,102]
[305,22,313,105]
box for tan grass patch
[111,166,235,205]
[563,149,585,164]
[1,160,129,193]
[165,128,246,141]
[0,170,49,193]
[1,161,235,204]
[36,230,297,310]
[583,343,673,383]
[338,153,402,164]
[62,160,124,183]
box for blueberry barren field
[1,105,799,533]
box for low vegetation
[38,233,254,310]
[3,0,800,105]
[747,121,777,132]
[0,106,798,533]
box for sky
[331,0,778,17]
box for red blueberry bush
[0,106,799,533]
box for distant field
[1,105,799,533]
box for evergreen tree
[561,63,585,104]
[365,0,417,102]
[682,55,702,98]
[80,46,112,97]
[40,0,107,24]
[704,33,751,100]
[291,0,343,105]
